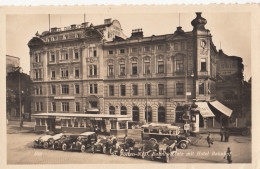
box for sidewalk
[199,128,220,134]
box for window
[132,48,137,53]
[145,106,152,122]
[51,85,56,95]
[35,86,42,95]
[75,84,79,94]
[201,58,206,72]
[175,106,184,123]
[35,102,43,112]
[158,61,164,73]
[60,52,69,61]
[90,84,98,94]
[176,60,184,72]
[199,82,205,95]
[176,83,184,95]
[34,54,41,63]
[61,69,69,78]
[120,49,125,54]
[50,54,55,62]
[121,106,127,115]
[145,84,151,96]
[34,69,42,80]
[132,84,138,96]
[75,69,79,78]
[108,50,113,55]
[132,106,139,121]
[158,84,164,95]
[62,102,69,112]
[89,65,97,77]
[108,65,114,76]
[74,51,79,59]
[174,43,180,51]
[109,106,115,115]
[158,107,166,123]
[90,101,98,108]
[51,71,56,79]
[93,49,97,57]
[120,64,125,76]
[158,45,163,50]
[109,85,114,96]
[132,63,138,75]
[75,102,80,112]
[144,62,151,74]
[61,85,69,94]
[144,46,150,52]
[120,85,126,96]
[51,102,56,112]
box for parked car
[34,133,64,149]
[162,136,191,149]
[52,134,79,151]
[69,132,97,152]
[91,135,117,154]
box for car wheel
[150,152,154,161]
[109,148,113,155]
[91,146,95,153]
[103,146,106,154]
[149,138,157,144]
[165,154,170,163]
[43,142,49,149]
[62,143,67,151]
[141,151,145,159]
[81,145,86,153]
[179,142,187,149]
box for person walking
[224,147,232,163]
[206,133,213,148]
[220,127,224,142]
[224,130,230,142]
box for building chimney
[71,24,76,29]
[51,27,58,32]
[130,29,143,39]
[82,22,89,28]
[104,18,112,24]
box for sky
[6,11,251,80]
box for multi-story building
[215,49,244,127]
[28,12,234,132]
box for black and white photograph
[2,4,258,168]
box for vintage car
[141,123,191,149]
[33,133,64,149]
[69,132,97,152]
[91,135,117,154]
[144,138,177,163]
[162,135,191,149]
[52,134,79,151]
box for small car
[91,135,117,154]
[52,134,79,151]
[69,132,97,152]
[33,133,64,149]
[118,138,136,156]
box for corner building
[28,13,221,129]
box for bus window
[150,129,159,133]
[144,128,149,133]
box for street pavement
[6,124,251,164]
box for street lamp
[16,66,24,129]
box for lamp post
[17,67,23,129]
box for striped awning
[209,100,233,117]
[196,102,215,118]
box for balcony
[33,62,43,68]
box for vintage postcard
[1,4,259,169]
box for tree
[6,67,33,125]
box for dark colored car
[69,132,97,152]
[91,135,117,154]
[52,134,79,151]
[162,135,190,149]
[34,133,64,149]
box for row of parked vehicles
[33,123,191,163]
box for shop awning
[196,102,215,117]
[209,100,233,117]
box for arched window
[175,106,184,123]
[145,106,152,123]
[109,106,115,115]
[121,106,127,115]
[132,106,139,121]
[158,107,166,123]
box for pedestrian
[220,127,224,142]
[224,130,230,142]
[206,133,213,148]
[224,147,232,163]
